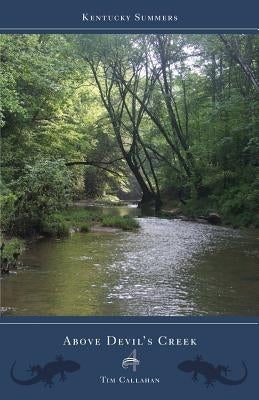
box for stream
[1,206,259,316]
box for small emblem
[122,350,140,372]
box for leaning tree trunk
[125,154,162,211]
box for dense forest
[1,34,259,244]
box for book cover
[0,1,258,399]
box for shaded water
[1,207,259,316]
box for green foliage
[41,214,70,237]
[101,215,139,231]
[1,159,72,236]
[59,208,139,231]
[1,238,25,263]
[61,209,100,225]
[219,183,259,227]
[1,34,259,231]
[80,223,91,232]
[0,192,18,233]
[84,166,106,198]
[243,137,259,165]
[182,181,259,228]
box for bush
[0,238,25,273]
[1,238,24,261]
[41,214,70,237]
[80,223,90,232]
[181,179,259,228]
[219,183,259,227]
[0,192,18,234]
[1,159,72,237]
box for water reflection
[1,209,259,316]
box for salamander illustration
[10,355,80,387]
[178,355,247,387]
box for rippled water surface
[1,207,259,316]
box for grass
[56,208,139,233]
[101,215,140,231]
[62,209,99,223]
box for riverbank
[2,197,257,277]
[1,206,140,274]
[73,197,259,231]
[158,206,259,231]
[2,213,259,316]
[33,207,139,237]
[155,189,259,230]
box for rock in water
[207,212,221,225]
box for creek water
[1,206,259,316]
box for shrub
[1,159,72,237]
[0,192,18,234]
[80,223,90,233]
[0,238,25,266]
[41,214,70,237]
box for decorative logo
[122,349,140,372]
[178,355,248,388]
[10,355,80,388]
